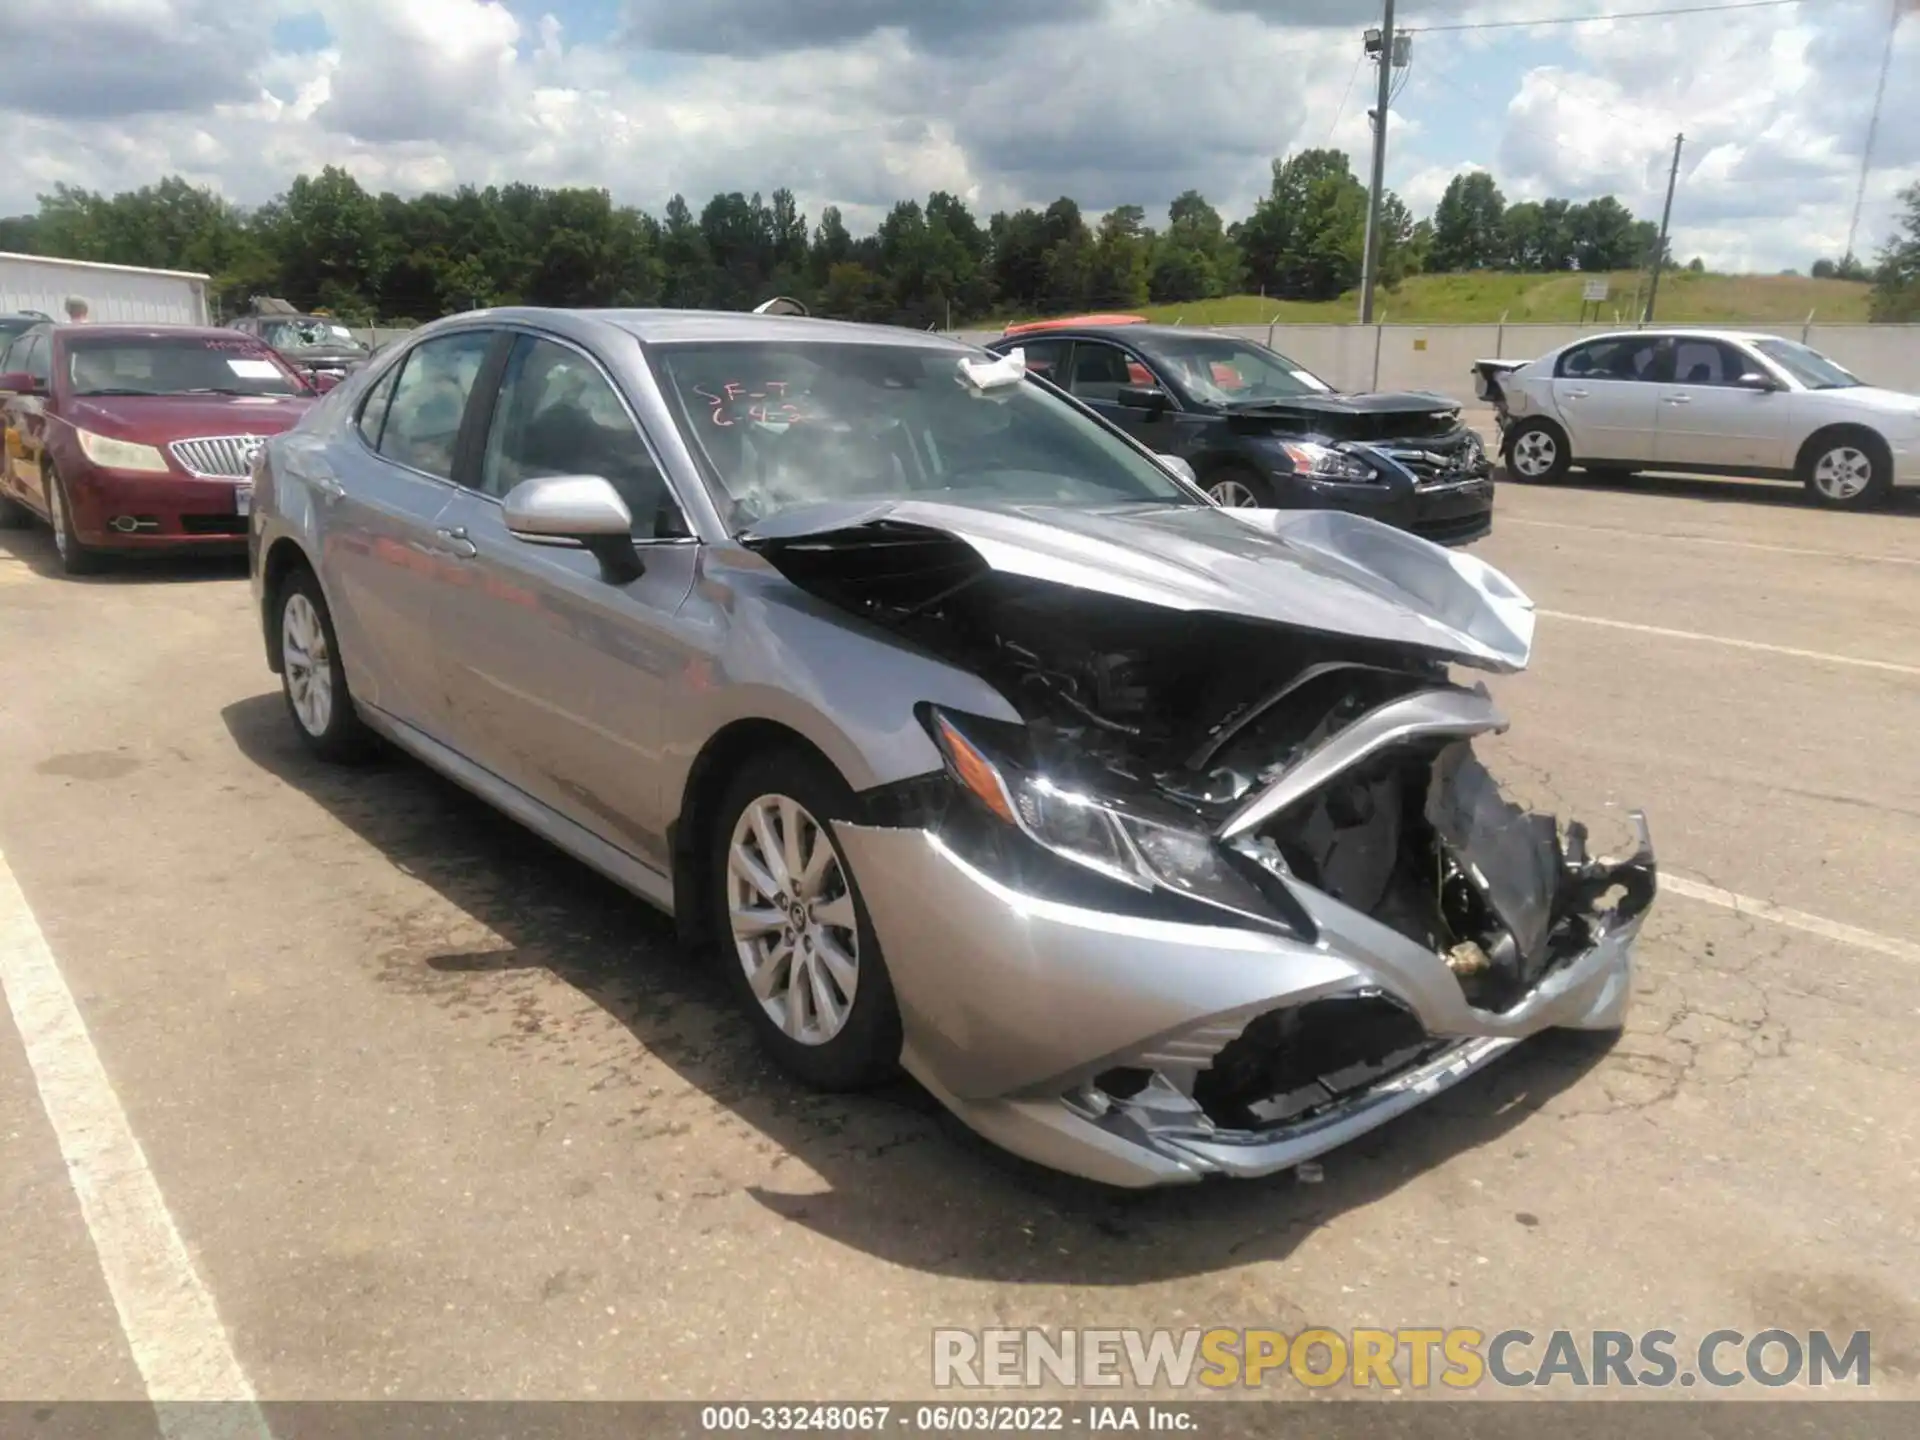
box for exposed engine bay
[753,514,1656,1028]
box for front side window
[1753,339,1861,391]
[651,339,1200,532]
[1671,339,1737,386]
[63,335,304,397]
[356,362,402,449]
[478,335,687,538]
[376,331,493,480]
[1559,337,1665,383]
[1064,341,1142,403]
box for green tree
[1870,181,1920,321]
[1150,190,1240,302]
[1088,205,1152,309]
[1428,171,1506,271]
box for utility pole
[1358,0,1396,325]
[1643,132,1684,324]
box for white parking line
[1662,873,1920,966]
[1536,610,1920,678]
[0,850,270,1435]
[1506,516,1920,568]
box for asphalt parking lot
[2,465,1918,1410]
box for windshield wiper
[75,387,161,396]
[179,386,278,396]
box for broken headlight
[1278,440,1379,483]
[923,707,1288,925]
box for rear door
[1653,337,1794,472]
[1550,335,1667,463]
[429,330,702,871]
[319,327,498,740]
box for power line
[1326,48,1367,142]
[1843,0,1903,263]
[1402,0,1804,35]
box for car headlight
[924,708,1287,923]
[76,429,170,473]
[1278,440,1379,482]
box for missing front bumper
[836,810,1653,1189]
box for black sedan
[987,319,1494,546]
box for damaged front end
[749,501,1656,1187]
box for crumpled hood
[742,499,1535,672]
[1230,389,1461,419]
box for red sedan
[0,323,316,575]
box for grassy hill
[1113,271,1873,327]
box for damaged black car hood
[1223,390,1464,440]
[740,499,1535,672]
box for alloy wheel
[1511,429,1558,478]
[1209,478,1261,508]
[1812,446,1873,502]
[726,793,860,1047]
[281,592,335,736]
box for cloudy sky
[1,0,1913,273]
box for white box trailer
[0,251,211,325]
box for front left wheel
[709,749,902,1092]
[46,467,102,575]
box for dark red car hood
[65,394,314,444]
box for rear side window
[1558,337,1664,383]
[374,332,492,480]
[1013,338,1071,382]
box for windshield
[1754,339,1861,390]
[0,318,35,350]
[652,340,1201,531]
[261,318,368,352]
[65,336,307,397]
[1143,336,1335,406]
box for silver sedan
[248,307,1657,1187]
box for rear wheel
[708,748,902,1092]
[276,565,378,762]
[46,466,102,575]
[1800,430,1892,510]
[1205,464,1276,508]
[1505,419,1570,484]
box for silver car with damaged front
[248,307,1657,1188]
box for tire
[1204,464,1277,508]
[1505,418,1571,485]
[46,466,102,575]
[1799,429,1893,511]
[708,747,903,1092]
[274,564,378,763]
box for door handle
[1664,395,1692,405]
[435,526,478,559]
[1564,388,1589,399]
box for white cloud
[0,0,1910,273]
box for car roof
[54,323,271,342]
[992,322,1250,350]
[407,306,975,352]
[1560,327,1782,347]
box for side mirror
[1117,384,1171,411]
[1736,371,1780,392]
[0,371,41,395]
[502,474,643,582]
[1157,454,1197,486]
